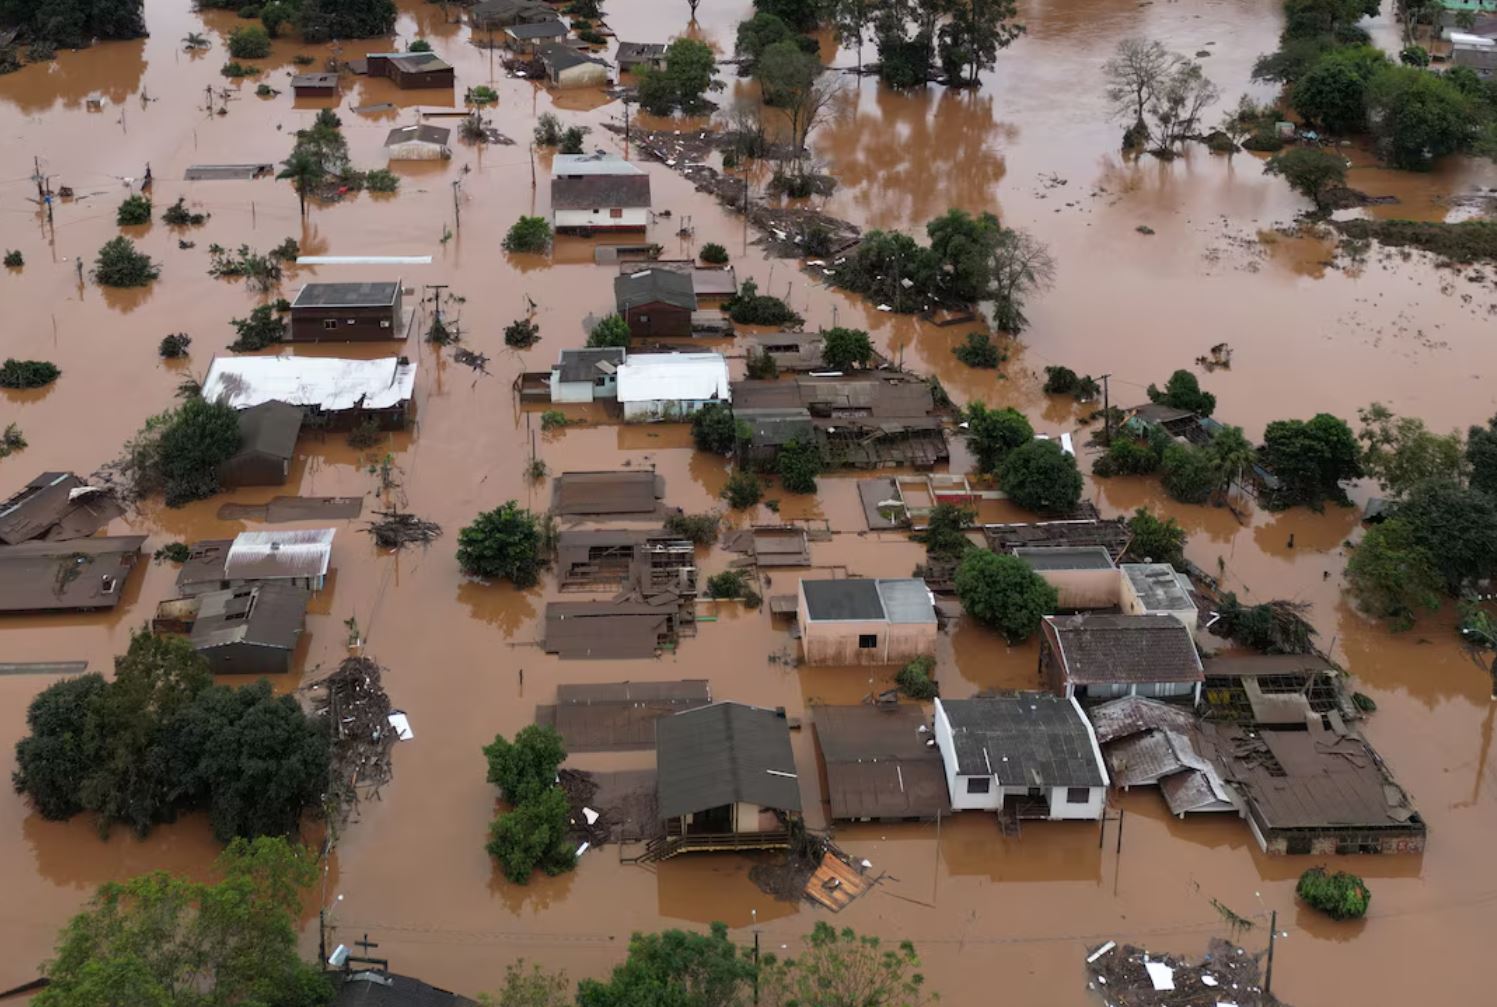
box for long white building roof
[551,153,647,178]
[202,355,417,411]
[615,353,730,404]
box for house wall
[293,84,338,98]
[623,302,692,339]
[387,141,449,161]
[200,642,293,677]
[554,207,649,232]
[621,398,715,422]
[799,617,936,665]
[1077,681,1198,701]
[289,299,402,342]
[554,62,609,88]
[1041,569,1120,610]
[550,376,602,403]
[1454,45,1497,76]
[389,66,455,89]
[1117,576,1200,637]
[935,701,997,811]
[1044,785,1106,821]
[218,452,290,489]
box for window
[610,207,624,219]
[1066,787,1091,804]
[966,777,990,794]
[595,376,608,387]
[858,634,878,649]
[380,319,391,328]
[592,208,600,214]
[345,318,355,325]
[322,319,338,330]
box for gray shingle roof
[1014,546,1116,571]
[656,702,801,819]
[330,970,477,1007]
[553,347,625,383]
[1045,613,1203,686]
[553,173,652,211]
[293,282,400,308]
[235,401,303,462]
[940,694,1105,788]
[539,42,607,72]
[505,19,566,39]
[190,583,310,652]
[384,124,451,147]
[614,269,695,311]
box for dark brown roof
[552,173,652,211]
[0,536,145,612]
[190,583,310,652]
[535,680,711,751]
[177,539,233,590]
[384,124,451,147]
[614,269,695,311]
[656,702,801,819]
[731,374,936,419]
[330,970,476,1007]
[234,401,303,463]
[981,515,1129,560]
[291,73,338,88]
[1202,653,1338,680]
[1044,613,1203,686]
[0,472,122,545]
[551,471,662,516]
[813,704,947,820]
[542,600,674,658]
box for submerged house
[796,577,937,666]
[289,282,407,342]
[814,703,948,822]
[614,269,697,338]
[0,472,122,545]
[615,352,730,421]
[201,355,417,429]
[220,401,303,488]
[550,347,625,402]
[934,693,1109,821]
[329,969,477,1007]
[156,583,311,676]
[469,0,556,29]
[503,19,567,52]
[652,702,801,857]
[1040,613,1204,703]
[551,154,651,232]
[366,51,455,89]
[0,536,146,614]
[384,124,451,161]
[1012,546,1119,610]
[1118,563,1198,636]
[177,529,336,597]
[290,73,338,98]
[538,43,609,88]
[615,41,667,73]
[1089,695,1236,817]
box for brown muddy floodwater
[2,0,1497,1003]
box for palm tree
[1207,424,1257,504]
[276,150,323,219]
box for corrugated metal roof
[201,356,416,411]
[0,473,121,545]
[876,578,937,624]
[615,353,729,404]
[614,269,696,311]
[384,124,451,147]
[190,583,310,651]
[1121,563,1194,612]
[940,693,1106,788]
[224,528,335,581]
[656,702,801,819]
[553,347,626,384]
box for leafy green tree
[1468,414,1497,496]
[954,549,1057,642]
[1091,437,1161,477]
[1399,479,1497,593]
[827,0,875,72]
[409,37,433,52]
[1261,413,1362,507]
[0,0,146,47]
[577,921,755,1007]
[12,674,108,820]
[1290,45,1387,132]
[829,229,939,312]
[93,236,159,287]
[925,208,1001,303]
[1146,369,1215,417]
[587,313,632,348]
[116,194,152,226]
[725,279,803,326]
[895,656,939,700]
[700,242,730,264]
[756,38,818,107]
[1346,517,1442,629]
[1125,507,1186,567]
[295,0,398,41]
[777,437,822,493]
[820,326,874,369]
[963,402,1032,474]
[1296,867,1370,920]
[504,215,552,253]
[721,470,764,509]
[913,502,974,560]
[638,37,721,114]
[999,439,1082,515]
[1160,442,1216,504]
[937,0,1023,87]
[692,402,747,455]
[484,725,567,806]
[277,148,325,218]
[953,331,1002,368]
[1204,423,1257,499]
[457,501,546,587]
[754,0,820,32]
[1399,44,1429,67]
[1366,64,1472,170]
[230,304,287,351]
[987,226,1055,333]
[487,787,576,884]
[156,395,243,506]
[1265,146,1347,210]
[0,359,60,389]
[736,12,808,65]
[36,837,330,1007]
[483,961,572,1007]
[228,24,271,58]
[1357,402,1465,497]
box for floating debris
[1084,938,1288,1007]
[307,656,398,824]
[366,510,443,549]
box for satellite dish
[328,945,350,967]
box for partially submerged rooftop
[201,356,416,412]
[939,693,1106,789]
[224,528,335,581]
[1121,563,1194,613]
[616,353,729,404]
[534,680,711,751]
[813,704,947,820]
[292,282,401,309]
[980,512,1128,559]
[551,470,663,516]
[656,702,801,819]
[553,347,625,384]
[0,536,146,613]
[0,472,122,545]
[800,577,936,624]
[543,597,680,658]
[1044,613,1203,685]
[234,400,303,464]
[190,582,310,655]
[1014,546,1116,571]
[384,124,451,147]
[615,269,696,311]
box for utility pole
[1100,373,1112,446]
[1264,910,1278,996]
[751,909,760,1005]
[529,142,536,189]
[451,178,461,230]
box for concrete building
[551,154,650,232]
[289,282,406,342]
[201,355,417,429]
[219,401,303,488]
[615,352,730,421]
[614,269,697,338]
[796,577,938,665]
[933,694,1109,821]
[550,347,625,402]
[1040,613,1204,702]
[538,42,609,88]
[1119,563,1198,637]
[290,73,338,98]
[1012,546,1119,610]
[384,124,451,161]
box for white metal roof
[201,356,417,411]
[551,153,647,178]
[225,528,335,580]
[1450,31,1497,47]
[615,353,730,404]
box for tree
[953,331,1001,369]
[1365,64,1472,170]
[1145,59,1221,152]
[1265,147,1347,211]
[725,279,803,326]
[1296,867,1371,921]
[754,0,820,32]
[954,549,1057,642]
[821,327,874,369]
[487,788,576,884]
[925,208,1001,303]
[294,0,398,41]
[504,318,540,348]
[93,236,159,287]
[1000,439,1083,514]
[484,725,567,806]
[1398,479,1497,593]
[963,403,1032,474]
[827,0,875,72]
[116,193,151,226]
[1356,402,1465,497]
[12,674,108,820]
[1125,507,1187,567]
[1104,38,1180,139]
[0,0,146,47]
[1146,369,1216,417]
[756,41,841,154]
[230,304,287,351]
[987,227,1056,333]
[1346,517,1441,629]
[765,921,933,1007]
[0,359,60,389]
[504,216,552,253]
[778,437,822,493]
[913,502,973,560]
[641,37,721,114]
[692,402,747,455]
[1204,423,1257,500]
[736,12,814,66]
[276,149,324,219]
[829,229,939,312]
[937,0,1023,87]
[1160,442,1217,504]
[484,961,571,1007]
[700,242,730,264]
[228,24,271,58]
[1399,44,1429,67]
[721,470,764,509]
[587,314,632,348]
[559,125,588,154]
[409,37,433,52]
[1467,414,1497,496]
[1092,437,1161,477]
[457,502,546,587]
[577,922,755,1007]
[35,837,329,1007]
[1290,45,1387,132]
[1261,413,1362,508]
[155,395,243,506]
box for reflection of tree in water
[0,40,148,115]
[456,579,539,639]
[488,852,577,912]
[816,84,1013,230]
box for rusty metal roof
[0,536,145,612]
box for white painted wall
[1044,785,1106,820]
[935,700,1000,811]
[385,141,449,161]
[553,207,648,230]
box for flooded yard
[2,0,1496,1003]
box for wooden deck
[804,851,872,912]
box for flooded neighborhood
[2,0,1497,1005]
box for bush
[706,569,750,598]
[487,787,576,884]
[229,304,286,351]
[255,82,278,97]
[484,725,567,806]
[954,549,1058,643]
[154,541,191,563]
[913,502,973,560]
[664,512,720,545]
[1043,365,1080,394]
[896,656,939,699]
[1092,437,1161,477]
[1297,867,1370,920]
[221,61,261,77]
[692,402,747,456]
[721,470,764,509]
[559,125,589,154]
[777,437,821,494]
[1261,412,1361,508]
[0,423,25,458]
[1000,439,1083,515]
[587,313,631,348]
[505,318,540,348]
[1147,369,1215,417]
[409,38,432,52]
[700,242,729,264]
[346,417,382,449]
[364,169,399,193]
[227,25,271,59]
[820,327,873,370]
[540,410,569,431]
[116,194,152,226]
[746,347,779,379]
[3,250,21,267]
[469,84,498,105]
[0,359,60,389]
[953,331,1002,369]
[157,396,243,506]
[579,28,606,45]
[457,502,546,587]
[1160,442,1217,504]
[94,237,160,287]
[237,4,261,17]
[159,333,192,358]
[162,197,207,226]
[533,112,563,146]
[504,215,552,253]
[726,279,803,327]
[1124,507,1187,567]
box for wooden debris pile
[308,656,396,823]
[367,510,442,549]
[1085,938,1287,1007]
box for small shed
[220,401,303,488]
[503,19,567,52]
[615,269,697,338]
[538,42,609,88]
[654,702,801,856]
[188,582,310,675]
[615,352,730,422]
[1012,546,1119,610]
[367,52,455,89]
[1040,613,1204,703]
[550,347,625,402]
[290,73,339,98]
[1118,563,1198,637]
[384,124,451,161]
[289,281,406,342]
[934,693,1109,821]
[796,577,937,666]
[551,153,651,232]
[616,41,667,73]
